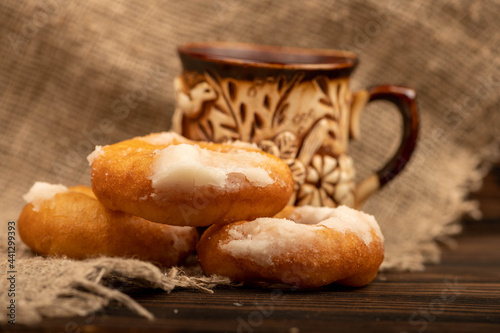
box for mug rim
[178,41,358,71]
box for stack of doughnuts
[19,131,384,287]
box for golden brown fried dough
[88,132,294,226]
[197,205,384,288]
[18,182,198,267]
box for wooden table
[14,163,500,333]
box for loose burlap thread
[1,0,499,325]
[0,245,230,325]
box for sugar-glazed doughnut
[88,132,294,226]
[196,205,384,288]
[18,182,198,267]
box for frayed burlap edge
[380,140,500,271]
[0,256,230,326]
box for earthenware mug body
[172,42,419,208]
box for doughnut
[18,182,198,267]
[88,131,294,227]
[196,205,385,288]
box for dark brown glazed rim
[178,42,358,80]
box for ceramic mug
[172,42,418,208]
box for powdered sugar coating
[87,145,104,165]
[161,225,196,253]
[150,143,273,190]
[23,182,68,212]
[288,205,384,243]
[220,205,383,267]
[220,218,317,266]
[223,140,260,150]
[140,132,189,145]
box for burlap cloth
[1,0,499,325]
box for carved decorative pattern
[172,72,355,207]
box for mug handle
[351,85,419,208]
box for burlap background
[1,0,499,324]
